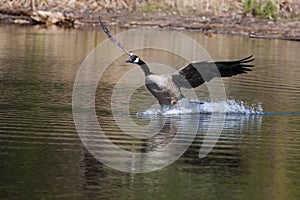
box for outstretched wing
[172,55,254,88]
[98,16,133,56]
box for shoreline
[0,9,299,41]
[99,13,300,41]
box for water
[1,24,300,199]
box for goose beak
[126,56,134,63]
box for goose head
[126,54,151,75]
[126,54,140,64]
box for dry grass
[143,0,244,16]
[0,0,299,19]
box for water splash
[137,98,263,116]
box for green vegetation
[243,0,278,19]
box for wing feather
[172,55,254,88]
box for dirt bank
[98,13,300,41]
[0,0,299,41]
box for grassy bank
[140,0,299,20]
[1,0,299,20]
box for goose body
[145,74,183,106]
[126,55,254,107]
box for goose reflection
[80,113,262,174]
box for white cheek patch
[134,57,140,63]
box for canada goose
[99,17,254,108]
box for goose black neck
[137,59,151,76]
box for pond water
[0,24,300,199]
